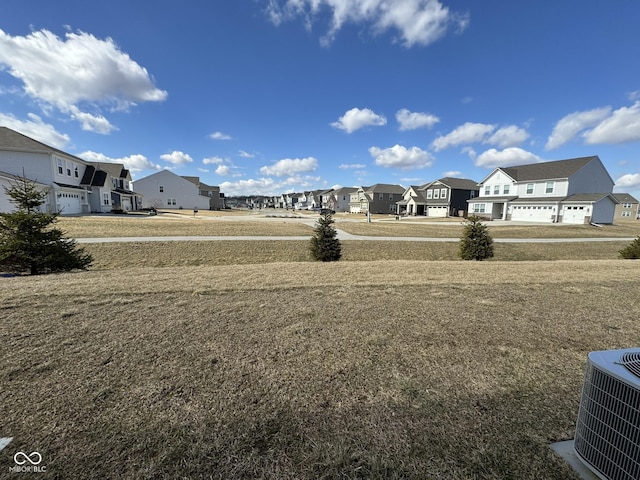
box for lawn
[2,260,639,479]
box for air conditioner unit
[574,348,640,480]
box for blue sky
[1,1,640,198]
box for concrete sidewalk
[75,229,636,243]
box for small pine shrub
[619,236,640,259]
[0,176,93,274]
[459,215,494,261]
[310,212,342,262]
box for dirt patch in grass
[2,260,638,478]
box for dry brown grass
[2,260,638,479]
[57,215,313,238]
[337,219,640,238]
[82,239,631,269]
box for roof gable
[501,156,598,182]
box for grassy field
[82,239,632,269]
[2,261,639,479]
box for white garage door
[427,206,448,217]
[563,206,587,224]
[57,192,83,214]
[511,205,554,222]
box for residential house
[349,184,405,214]
[397,185,428,216]
[329,187,357,212]
[612,193,639,219]
[133,170,211,210]
[467,156,617,224]
[183,176,223,210]
[416,177,479,217]
[0,126,134,215]
[82,162,141,213]
[0,170,50,212]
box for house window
[66,161,72,176]
[426,190,432,199]
[433,189,439,199]
[167,198,176,206]
[623,203,632,208]
[389,194,394,200]
[526,183,534,195]
[74,165,79,178]
[484,185,490,195]
[113,178,118,188]
[103,193,109,205]
[622,211,630,217]
[473,203,486,213]
[503,185,510,195]
[493,185,500,195]
[470,191,476,199]
[440,188,447,199]
[379,193,384,200]
[159,186,164,193]
[57,158,63,175]
[545,181,554,194]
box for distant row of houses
[0,127,637,224]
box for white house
[467,156,617,224]
[133,170,211,210]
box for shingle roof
[612,193,638,204]
[0,126,86,163]
[500,156,597,182]
[365,183,405,194]
[436,177,480,190]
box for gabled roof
[434,177,480,190]
[612,193,638,204]
[497,156,598,182]
[364,183,405,194]
[0,127,86,163]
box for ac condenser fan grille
[619,352,640,380]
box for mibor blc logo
[10,451,47,473]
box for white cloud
[369,144,433,170]
[259,157,318,176]
[474,148,542,169]
[583,102,640,145]
[267,0,469,48]
[0,112,70,148]
[330,107,387,133]
[339,163,366,169]
[545,107,611,150]
[70,107,116,134]
[614,173,640,190]
[160,151,193,165]
[485,125,529,148]
[239,150,255,158]
[210,131,232,140]
[215,165,231,176]
[203,156,225,165]
[461,146,476,159]
[431,122,495,151]
[220,178,278,196]
[443,170,462,177]
[0,28,167,132]
[78,151,161,173]
[396,108,440,130]
[197,168,209,173]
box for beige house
[612,193,639,219]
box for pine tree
[619,236,640,259]
[459,215,494,261]
[0,176,93,275]
[309,211,342,262]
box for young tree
[459,215,494,261]
[309,211,342,262]
[0,176,93,275]
[619,236,640,259]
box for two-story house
[133,170,212,210]
[81,162,141,213]
[183,176,223,210]
[349,184,405,214]
[612,193,639,220]
[398,178,479,217]
[468,156,617,224]
[0,127,92,214]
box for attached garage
[562,205,588,224]
[56,191,84,214]
[427,206,448,217]
[511,205,556,222]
